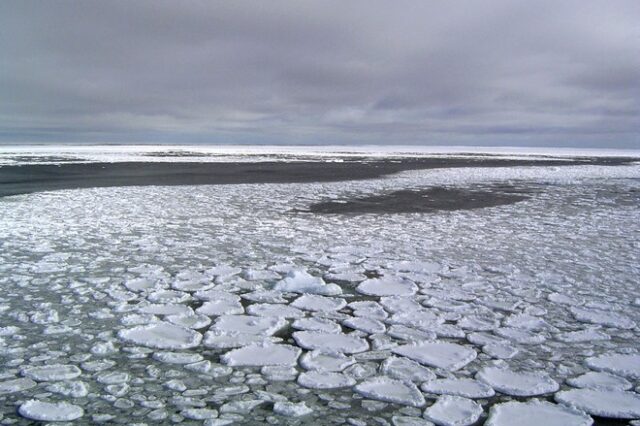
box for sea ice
[210,315,287,335]
[567,371,632,390]
[118,322,202,349]
[221,343,301,367]
[392,342,477,371]
[291,294,347,312]
[354,377,426,407]
[476,367,559,396]
[555,389,640,419]
[18,400,84,421]
[246,303,305,318]
[292,317,342,333]
[197,299,244,316]
[273,270,342,295]
[299,350,356,372]
[343,317,386,334]
[152,351,204,365]
[380,357,436,383]
[585,353,640,379]
[485,400,593,426]
[293,331,369,354]
[0,377,36,394]
[421,378,495,399]
[423,395,483,426]
[357,278,418,297]
[273,401,313,417]
[20,364,82,381]
[297,371,356,389]
[570,307,635,329]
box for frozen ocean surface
[0,152,639,424]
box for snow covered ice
[1,148,640,424]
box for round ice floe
[171,279,215,292]
[292,317,342,333]
[152,351,204,365]
[570,307,635,329]
[392,342,477,371]
[381,357,436,383]
[197,299,244,316]
[211,315,287,335]
[165,313,212,329]
[387,325,437,342]
[246,303,305,318]
[421,378,495,399]
[343,317,386,334]
[300,351,356,372]
[273,401,313,417]
[20,364,82,381]
[138,303,194,316]
[555,329,610,343]
[293,331,369,354]
[495,327,545,344]
[503,314,547,330]
[458,315,499,331]
[124,277,158,292]
[291,294,347,312]
[221,343,301,367]
[567,371,632,390]
[482,342,518,359]
[356,278,417,297]
[390,261,441,274]
[202,330,280,349]
[297,371,356,389]
[423,395,483,426]
[555,389,640,419]
[586,353,640,379]
[241,290,288,304]
[46,381,89,398]
[355,377,426,407]
[118,322,202,349]
[273,270,342,295]
[147,290,191,304]
[476,367,559,396]
[0,378,37,394]
[485,400,592,426]
[18,400,84,421]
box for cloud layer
[1,1,639,147]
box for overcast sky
[1,1,639,147]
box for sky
[1,1,639,148]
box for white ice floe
[246,303,305,318]
[381,357,436,383]
[138,303,194,316]
[354,377,426,407]
[165,313,212,329]
[567,371,632,390]
[586,353,640,379]
[197,299,244,316]
[392,342,476,371]
[118,322,202,349]
[293,331,369,354]
[20,364,82,381]
[297,371,356,389]
[485,400,593,426]
[290,294,346,312]
[421,378,495,399]
[389,261,441,274]
[241,290,288,304]
[570,307,635,329]
[292,317,342,333]
[357,278,418,297]
[18,400,84,421]
[423,395,483,426]
[392,415,435,426]
[46,381,89,398]
[273,401,313,417]
[261,366,298,381]
[0,378,36,394]
[482,342,518,359]
[152,351,204,364]
[343,317,386,334]
[221,343,301,367]
[202,331,279,349]
[494,327,545,344]
[273,270,342,295]
[555,389,640,419]
[299,351,356,372]
[555,329,610,343]
[210,315,287,335]
[387,325,437,342]
[476,367,559,396]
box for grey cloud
[1,0,639,147]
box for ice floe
[392,342,477,371]
[381,357,437,383]
[585,353,640,379]
[567,371,632,390]
[476,367,559,396]
[555,389,640,419]
[357,278,418,297]
[485,400,593,426]
[423,395,483,426]
[19,400,84,421]
[20,364,82,381]
[273,270,342,295]
[297,371,356,389]
[293,331,369,353]
[300,350,356,371]
[421,378,495,399]
[221,343,301,367]
[118,322,202,349]
[355,377,426,407]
